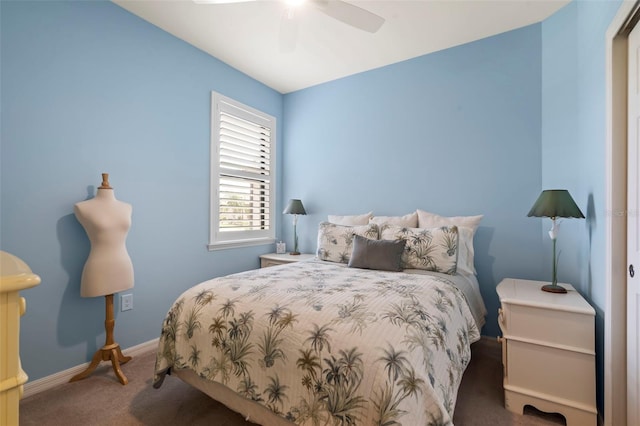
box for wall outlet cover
[121,294,133,311]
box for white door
[628,22,640,426]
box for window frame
[208,92,277,251]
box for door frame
[606,1,638,425]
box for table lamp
[528,189,585,293]
[283,199,306,255]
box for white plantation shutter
[218,112,271,231]
[209,92,276,249]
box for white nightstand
[496,278,597,426]
[259,253,315,268]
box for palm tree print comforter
[154,260,481,425]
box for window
[209,92,276,250]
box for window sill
[207,238,276,251]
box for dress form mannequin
[74,176,134,297]
[70,173,134,385]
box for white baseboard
[22,338,158,399]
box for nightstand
[259,253,315,268]
[496,278,597,426]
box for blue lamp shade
[283,199,306,255]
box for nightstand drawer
[505,339,595,406]
[259,253,315,268]
[261,259,283,268]
[501,303,594,352]
[497,308,506,334]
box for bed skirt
[173,368,293,426]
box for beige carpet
[20,338,566,426]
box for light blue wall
[540,0,622,412]
[282,24,545,338]
[1,0,283,381]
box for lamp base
[541,284,567,294]
[289,252,300,256]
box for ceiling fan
[194,0,386,35]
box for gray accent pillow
[347,234,406,272]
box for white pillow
[369,212,418,228]
[327,212,373,226]
[416,210,483,275]
[416,209,483,233]
[456,226,477,276]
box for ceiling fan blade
[311,0,384,33]
[279,7,299,53]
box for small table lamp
[283,199,306,255]
[528,189,585,293]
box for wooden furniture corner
[0,251,41,426]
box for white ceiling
[113,0,570,94]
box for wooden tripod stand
[69,294,132,385]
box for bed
[153,215,486,426]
